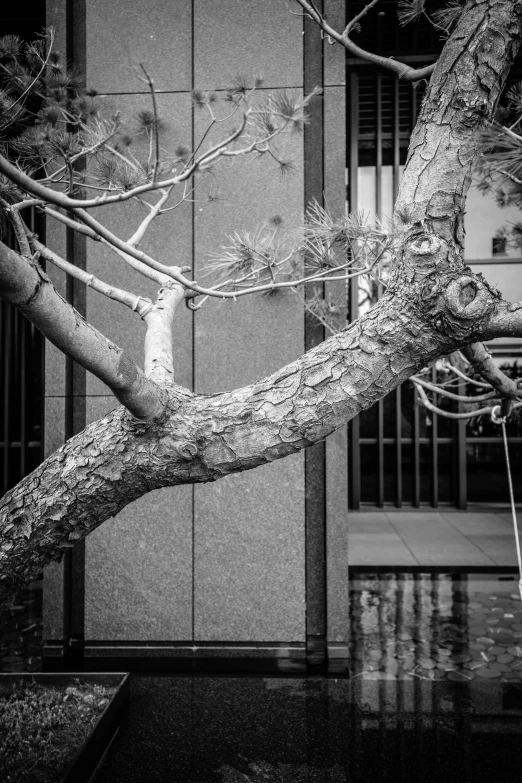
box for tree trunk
[1,0,522,607]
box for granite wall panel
[85,92,193,395]
[194,0,302,90]
[44,220,67,397]
[324,86,346,213]
[86,0,192,93]
[83,394,193,641]
[42,396,66,641]
[42,0,319,650]
[81,89,195,641]
[324,0,346,87]
[326,429,348,645]
[85,485,193,640]
[192,56,306,641]
[194,453,305,641]
[44,396,66,458]
[193,105,305,393]
[42,561,64,642]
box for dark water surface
[92,572,522,783]
[92,674,521,783]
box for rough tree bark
[1,0,522,607]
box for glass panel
[383,443,398,504]
[438,444,454,503]
[419,443,431,504]
[360,445,378,503]
[467,442,522,503]
[359,404,378,439]
[383,389,397,439]
[400,382,415,439]
[401,442,415,505]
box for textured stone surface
[193,101,304,394]
[44,221,67,396]
[86,0,192,93]
[85,485,193,640]
[43,397,65,458]
[324,0,346,86]
[324,87,346,211]
[326,428,349,645]
[194,0,302,89]
[348,511,519,566]
[86,93,193,396]
[42,561,63,641]
[194,453,305,642]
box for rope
[491,405,522,603]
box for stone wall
[42,0,349,668]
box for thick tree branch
[143,283,185,383]
[394,0,522,235]
[0,240,166,421]
[461,342,521,398]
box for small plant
[0,679,115,783]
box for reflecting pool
[349,571,522,682]
[92,674,522,783]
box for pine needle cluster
[476,81,522,243]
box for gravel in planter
[0,679,115,783]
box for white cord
[492,406,522,603]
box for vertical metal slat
[456,380,467,509]
[431,364,438,507]
[413,388,420,507]
[378,400,384,507]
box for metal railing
[346,63,522,508]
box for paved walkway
[348,510,521,567]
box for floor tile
[442,513,512,534]
[348,512,519,567]
[348,534,417,566]
[465,535,520,566]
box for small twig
[344,0,381,36]
[139,64,161,183]
[41,204,170,285]
[127,188,171,247]
[0,113,248,209]
[29,235,153,316]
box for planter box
[0,672,130,783]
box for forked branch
[294,0,435,81]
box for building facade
[1,1,521,671]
